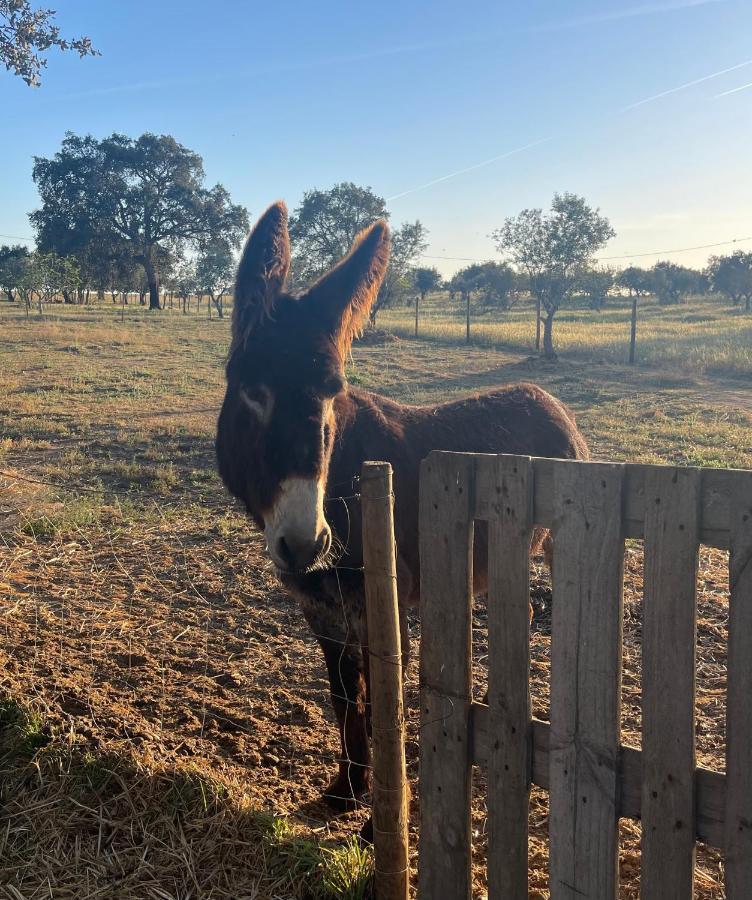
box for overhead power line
[420,233,752,265]
[0,233,35,242]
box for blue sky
[1,0,751,274]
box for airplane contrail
[539,0,724,30]
[386,138,551,202]
[715,80,752,97]
[621,57,752,110]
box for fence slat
[725,478,752,898]
[473,708,728,847]
[477,455,534,899]
[361,462,410,900]
[549,462,624,900]
[641,466,700,900]
[418,452,475,900]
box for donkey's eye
[321,374,345,397]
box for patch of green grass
[0,697,374,900]
[19,497,102,537]
[0,698,50,757]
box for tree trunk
[746,295,751,313]
[629,295,637,365]
[3,288,14,302]
[143,250,160,310]
[414,294,419,337]
[542,311,557,360]
[535,295,541,351]
[465,292,470,344]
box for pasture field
[379,291,752,380]
[0,298,750,898]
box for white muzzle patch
[264,477,328,570]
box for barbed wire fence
[0,427,441,853]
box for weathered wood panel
[548,462,625,900]
[418,452,475,900]
[472,709,727,848]
[725,478,752,898]
[470,451,747,548]
[476,455,534,899]
[641,466,700,900]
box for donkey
[216,202,589,811]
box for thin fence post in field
[641,466,700,900]
[418,451,475,900]
[361,461,410,900]
[477,454,533,899]
[549,461,624,900]
[725,476,752,898]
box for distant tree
[16,251,79,315]
[617,266,652,298]
[1,1,98,86]
[449,264,487,343]
[411,266,442,336]
[288,182,427,326]
[195,241,236,319]
[373,220,427,321]
[493,193,615,358]
[171,259,198,314]
[31,132,248,310]
[473,261,517,308]
[577,267,615,310]
[616,266,653,366]
[708,251,752,312]
[289,182,389,286]
[0,244,29,301]
[649,261,701,305]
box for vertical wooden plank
[641,466,700,900]
[361,462,409,900]
[418,451,475,900]
[725,476,752,898]
[479,455,534,899]
[549,461,624,900]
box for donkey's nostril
[275,530,329,572]
[275,536,294,569]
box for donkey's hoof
[322,776,368,812]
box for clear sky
[1,0,751,275]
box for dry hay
[0,497,732,898]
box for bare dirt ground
[1,304,749,897]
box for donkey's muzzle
[274,528,331,573]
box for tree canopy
[617,266,652,297]
[31,132,249,309]
[289,182,389,286]
[0,244,29,301]
[650,261,704,305]
[708,251,752,311]
[1,0,98,86]
[493,193,615,357]
[288,181,427,322]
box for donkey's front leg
[300,594,371,811]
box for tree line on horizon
[1,131,750,359]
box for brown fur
[216,202,589,812]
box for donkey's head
[216,202,390,574]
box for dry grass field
[1,296,750,898]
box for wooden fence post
[361,461,409,900]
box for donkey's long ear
[304,220,390,359]
[232,201,290,343]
